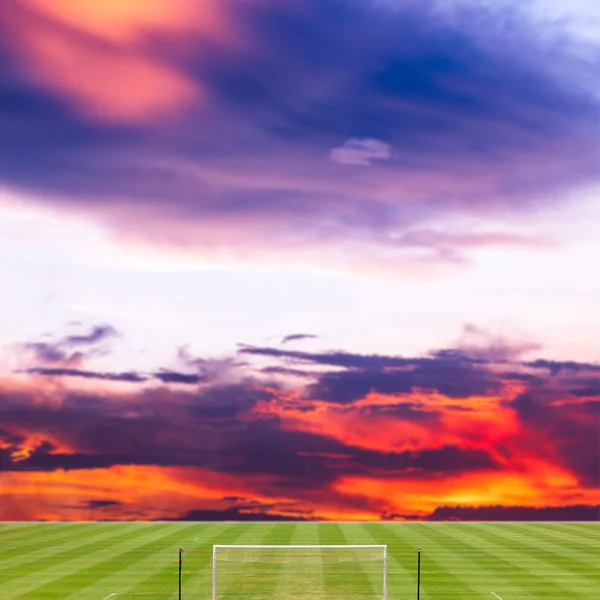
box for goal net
[211,545,387,600]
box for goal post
[210,545,388,600]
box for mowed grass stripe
[419,523,560,599]
[341,523,401,597]
[500,522,600,559]
[216,522,296,600]
[476,522,600,578]
[0,522,144,587]
[72,522,231,600]
[480,522,600,597]
[0,523,64,540]
[554,522,600,539]
[398,524,487,600]
[528,522,600,546]
[213,521,282,600]
[272,522,318,600]
[0,522,113,562]
[241,522,297,600]
[61,523,216,600]
[295,521,325,600]
[3,523,192,600]
[317,523,353,600]
[89,522,240,600]
[359,522,418,600]
[1,522,598,600]
[0,523,179,600]
[128,522,257,599]
[455,523,583,599]
[382,523,482,600]
[321,522,377,600]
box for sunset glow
[0,0,598,522]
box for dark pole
[417,548,421,600]
[179,548,183,600]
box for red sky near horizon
[1,339,598,521]
[0,0,599,521]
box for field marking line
[102,594,116,600]
[491,593,504,600]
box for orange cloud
[256,390,521,458]
[1,0,229,123]
[334,465,600,518]
[0,465,304,521]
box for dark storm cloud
[428,504,600,521]
[240,345,501,401]
[0,1,598,265]
[238,346,418,370]
[510,393,600,488]
[209,0,598,153]
[172,507,313,522]
[525,359,600,375]
[152,371,206,385]
[2,340,600,518]
[310,362,498,403]
[0,380,499,486]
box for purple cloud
[428,504,600,521]
[21,325,118,366]
[0,1,598,270]
[281,334,319,345]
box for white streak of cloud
[330,138,392,166]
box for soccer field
[0,521,598,600]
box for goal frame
[211,544,388,600]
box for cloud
[238,345,416,370]
[153,370,205,385]
[26,367,147,383]
[0,1,598,272]
[2,334,600,520]
[63,325,118,346]
[455,323,543,362]
[510,392,600,488]
[21,324,118,366]
[239,344,502,401]
[0,393,501,496]
[526,359,600,375]
[171,506,314,522]
[177,346,245,381]
[260,366,313,378]
[85,499,122,509]
[428,504,600,521]
[330,138,392,166]
[0,0,228,124]
[281,334,319,345]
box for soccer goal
[204,545,388,600]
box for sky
[0,0,599,521]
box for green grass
[0,521,598,600]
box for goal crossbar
[213,545,386,549]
